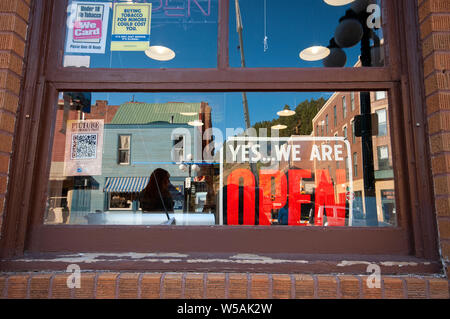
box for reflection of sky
[67,0,383,140]
[92,91,331,143]
[229,0,365,68]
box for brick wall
[0,0,30,235]
[0,272,448,299]
[418,0,450,275]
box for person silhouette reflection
[139,168,174,212]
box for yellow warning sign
[111,3,152,51]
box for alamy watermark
[66,264,81,289]
[366,263,381,289]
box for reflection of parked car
[308,205,350,227]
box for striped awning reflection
[104,177,150,193]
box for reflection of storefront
[103,177,184,212]
[381,189,396,226]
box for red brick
[433,175,450,196]
[0,0,31,22]
[0,154,10,173]
[0,276,6,298]
[206,274,225,299]
[140,274,161,299]
[184,273,203,299]
[294,275,314,299]
[430,132,450,154]
[441,241,450,259]
[426,92,450,115]
[383,277,405,299]
[317,276,338,299]
[0,34,24,60]
[421,33,450,58]
[0,110,16,133]
[7,275,29,299]
[405,277,427,299]
[162,273,183,299]
[428,278,450,299]
[435,197,450,217]
[0,51,23,76]
[51,274,72,299]
[29,274,51,299]
[0,70,21,95]
[438,219,450,239]
[420,15,450,39]
[0,90,19,113]
[272,275,291,299]
[74,273,95,299]
[95,273,118,299]
[426,53,450,77]
[428,111,450,135]
[419,0,450,22]
[361,276,382,299]
[250,274,270,299]
[228,274,247,299]
[0,175,7,194]
[0,13,28,40]
[425,72,450,96]
[339,276,361,299]
[118,273,140,299]
[431,154,450,175]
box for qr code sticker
[71,133,98,160]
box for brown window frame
[0,0,440,270]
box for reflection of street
[47,99,216,225]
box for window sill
[0,252,443,276]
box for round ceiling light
[180,112,198,116]
[324,0,355,6]
[188,120,204,127]
[272,124,288,130]
[145,46,175,61]
[277,109,296,117]
[299,46,330,61]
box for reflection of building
[47,100,214,224]
[311,91,395,225]
[47,100,120,224]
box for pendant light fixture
[271,124,287,130]
[277,109,296,117]
[324,0,355,5]
[180,112,198,116]
[299,46,330,62]
[145,45,175,61]
[188,120,204,127]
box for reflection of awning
[104,177,149,193]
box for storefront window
[63,0,218,69]
[229,0,385,68]
[45,90,396,227]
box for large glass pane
[45,90,396,227]
[230,0,386,68]
[64,0,218,69]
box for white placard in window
[65,1,110,54]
